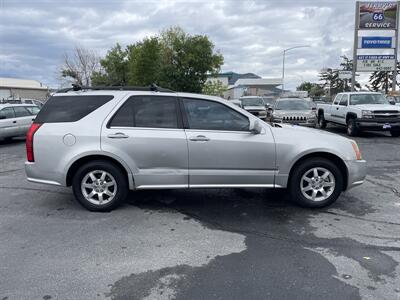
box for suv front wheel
[289,158,344,208]
[72,160,128,211]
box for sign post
[352,1,399,92]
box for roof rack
[56,83,175,94]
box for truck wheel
[318,114,327,129]
[72,160,128,212]
[390,130,400,137]
[289,158,344,208]
[347,118,359,136]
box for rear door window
[34,95,114,123]
[109,95,179,129]
[0,107,16,119]
[26,106,40,115]
[13,106,31,117]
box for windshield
[274,100,312,110]
[350,94,389,105]
[241,98,264,106]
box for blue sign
[361,37,392,48]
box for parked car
[230,99,243,108]
[0,104,40,140]
[239,96,268,120]
[25,86,366,212]
[317,92,400,136]
[269,98,317,127]
[386,93,400,106]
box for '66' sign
[359,2,398,29]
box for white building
[224,78,283,99]
[0,77,49,101]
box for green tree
[158,27,224,92]
[127,37,162,86]
[202,80,228,97]
[367,63,400,93]
[297,81,313,93]
[319,56,360,96]
[92,43,128,86]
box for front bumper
[272,119,316,127]
[344,159,367,190]
[356,118,400,131]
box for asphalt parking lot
[1,125,399,300]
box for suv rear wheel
[289,158,344,208]
[72,160,128,212]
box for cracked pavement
[0,125,399,300]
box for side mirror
[250,120,262,134]
[389,100,396,105]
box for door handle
[189,135,210,142]
[336,107,339,110]
[12,121,17,123]
[107,132,129,139]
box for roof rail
[56,83,175,93]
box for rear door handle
[12,121,17,123]
[107,132,129,139]
[189,135,210,142]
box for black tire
[72,160,128,212]
[317,114,327,129]
[289,157,344,208]
[346,118,359,136]
[390,130,400,137]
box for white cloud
[0,0,366,89]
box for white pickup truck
[317,92,400,137]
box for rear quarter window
[34,95,114,123]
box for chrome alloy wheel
[81,170,117,205]
[300,167,335,202]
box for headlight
[351,141,362,160]
[362,110,374,119]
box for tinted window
[183,98,249,131]
[13,106,31,117]
[134,96,178,128]
[26,106,40,115]
[34,95,113,123]
[0,107,16,119]
[109,100,134,127]
[350,94,389,105]
[333,95,342,105]
[109,96,178,129]
[339,95,348,106]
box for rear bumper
[344,160,367,190]
[25,162,64,186]
[356,118,400,131]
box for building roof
[234,78,283,87]
[0,77,48,90]
[209,71,261,85]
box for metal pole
[282,50,286,92]
[392,2,399,91]
[351,1,360,92]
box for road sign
[338,71,353,79]
[359,2,398,29]
[356,54,396,71]
[361,36,393,48]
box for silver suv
[25,86,366,211]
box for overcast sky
[0,0,370,89]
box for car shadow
[323,124,391,138]
[0,137,26,146]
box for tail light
[26,123,42,162]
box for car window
[26,106,40,115]
[350,94,389,105]
[0,107,16,119]
[109,96,179,129]
[183,98,250,131]
[333,95,342,105]
[34,95,114,123]
[13,106,31,117]
[339,95,348,106]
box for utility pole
[282,45,311,93]
[351,2,360,92]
